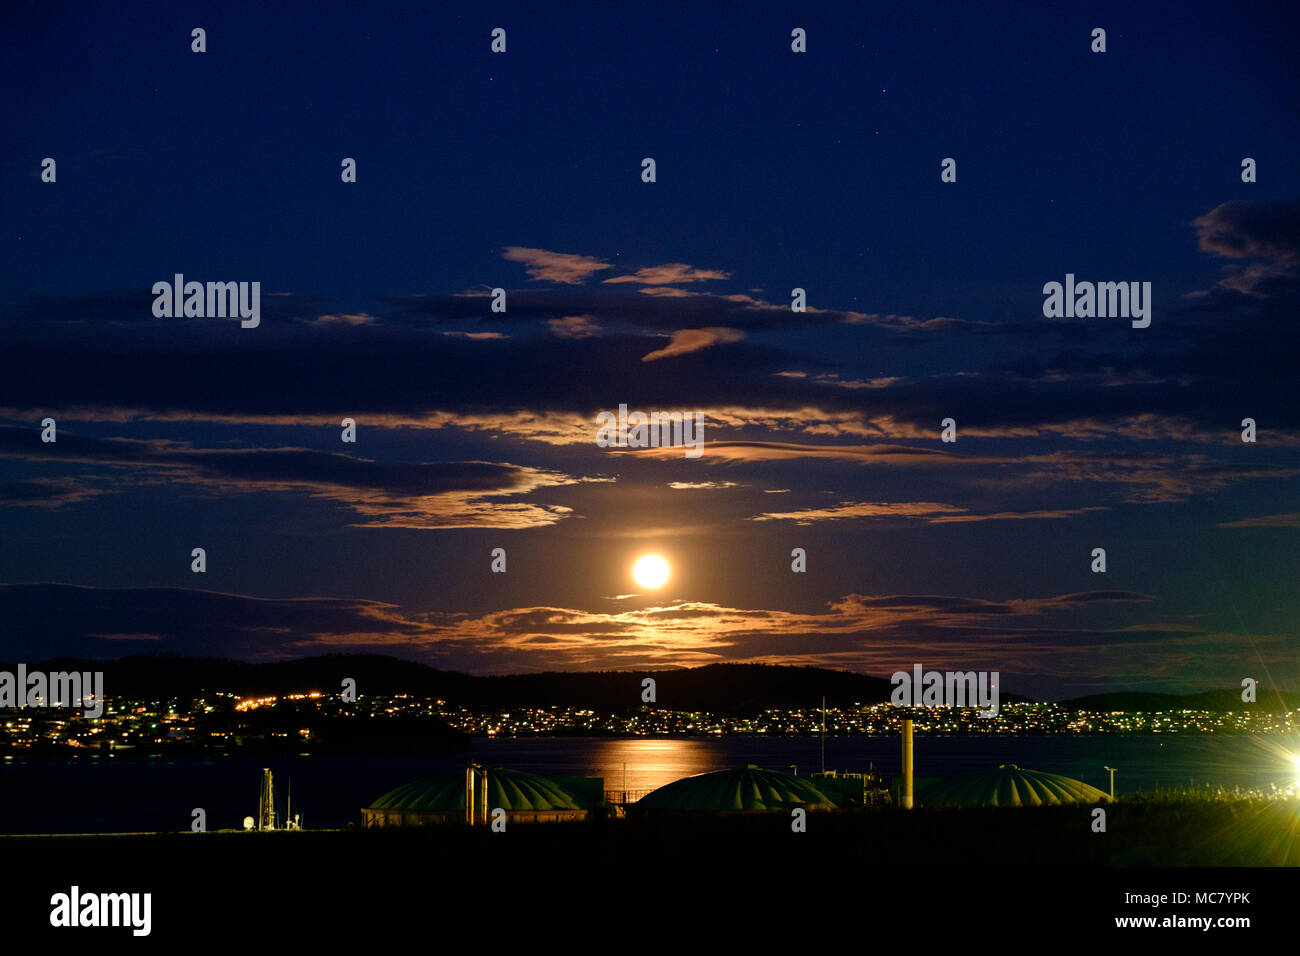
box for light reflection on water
[474,733,1300,796]
[478,737,726,792]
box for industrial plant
[363,766,605,826]
[359,719,1110,827]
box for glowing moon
[632,554,671,589]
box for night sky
[2,1,1298,698]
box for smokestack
[901,719,914,809]
[466,766,475,826]
[258,768,276,831]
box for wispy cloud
[5,582,1250,696]
[750,501,1105,525]
[604,263,730,285]
[501,247,612,284]
[1217,512,1300,529]
[751,501,967,523]
[1191,200,1300,296]
[640,326,745,362]
[927,506,1108,524]
[0,427,594,529]
[313,313,375,326]
[548,314,602,338]
[0,476,116,510]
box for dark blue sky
[1,0,1298,697]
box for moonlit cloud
[4,582,1258,696]
[640,326,745,361]
[313,312,375,325]
[0,476,115,510]
[604,263,731,285]
[548,314,602,338]
[501,246,612,284]
[0,427,595,529]
[751,501,967,523]
[750,500,1106,525]
[1217,512,1300,529]
[1191,200,1300,296]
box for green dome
[368,769,598,813]
[919,764,1109,808]
[637,765,847,811]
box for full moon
[632,554,671,589]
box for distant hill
[5,653,1287,712]
[472,662,899,712]
[7,654,898,712]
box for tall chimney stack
[466,766,475,826]
[901,719,914,809]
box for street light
[1103,765,1117,799]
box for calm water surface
[1,734,1296,833]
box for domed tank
[918,764,1110,808]
[634,765,849,812]
[362,768,603,826]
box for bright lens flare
[632,555,671,589]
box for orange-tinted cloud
[7,582,1282,695]
[0,428,596,530]
[292,588,1173,679]
[635,286,693,297]
[1190,200,1300,296]
[640,327,745,361]
[0,476,115,510]
[313,313,375,325]
[634,440,987,465]
[750,501,1106,525]
[927,506,1107,524]
[1193,201,1300,261]
[501,247,612,284]
[603,263,730,285]
[751,501,967,523]
[1217,512,1300,528]
[548,314,602,338]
